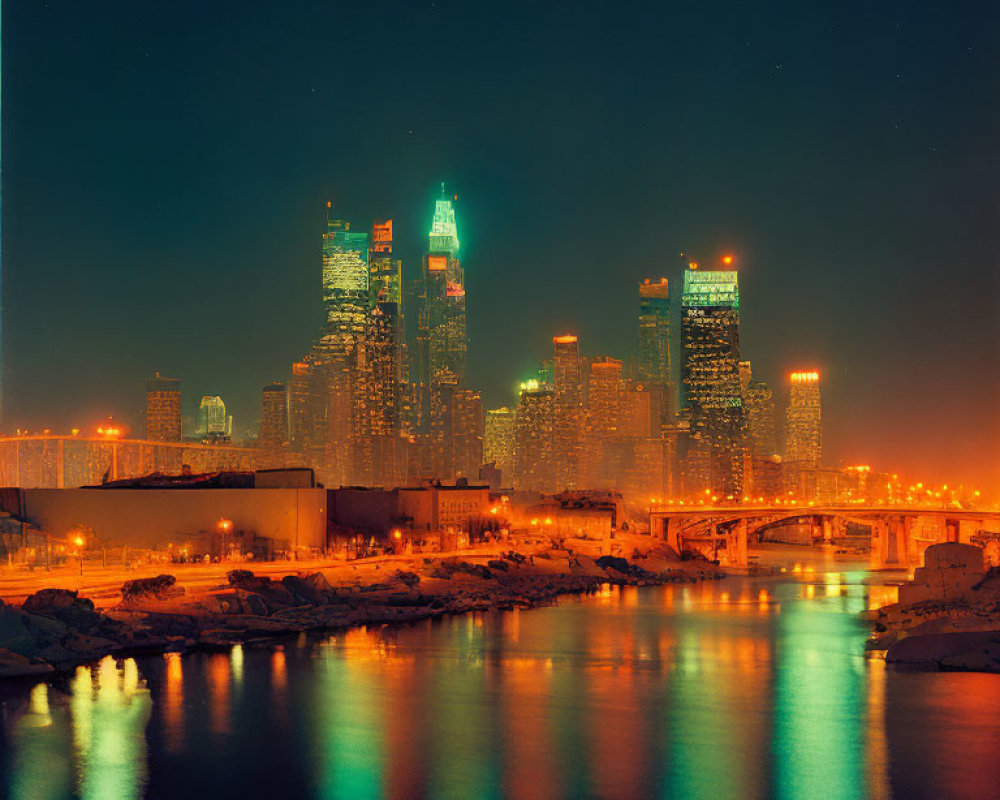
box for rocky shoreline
[0,545,723,679]
[867,566,1000,673]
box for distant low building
[0,434,301,489]
[328,482,492,540]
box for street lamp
[217,519,233,561]
[74,536,85,576]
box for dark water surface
[2,560,1000,800]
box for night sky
[4,1,998,488]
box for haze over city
[4,0,998,489]
[3,4,1000,800]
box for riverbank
[867,567,1000,673]
[0,535,723,678]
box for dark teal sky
[4,1,998,486]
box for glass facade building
[784,371,822,468]
[318,204,369,359]
[637,278,674,422]
[680,266,745,495]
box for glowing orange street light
[73,535,86,576]
[722,255,734,265]
[217,519,233,560]
[393,529,402,540]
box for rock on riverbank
[868,565,1000,673]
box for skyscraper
[370,218,397,296]
[580,357,622,488]
[744,378,777,459]
[289,360,324,456]
[637,278,674,422]
[514,380,555,491]
[680,262,745,495]
[368,217,405,378]
[303,202,370,487]
[552,334,582,490]
[784,371,822,468]
[354,301,403,486]
[145,373,181,442]
[259,381,289,451]
[451,389,484,479]
[484,407,516,485]
[415,187,469,479]
[317,203,369,359]
[197,396,229,440]
[421,187,467,389]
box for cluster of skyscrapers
[145,375,236,445]
[491,255,825,501]
[143,190,826,502]
[271,188,482,488]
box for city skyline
[0,188,992,494]
[1,7,999,799]
[3,1,998,490]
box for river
[2,555,999,800]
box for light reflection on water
[2,565,1000,799]
[7,656,151,800]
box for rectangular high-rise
[784,371,822,468]
[416,188,468,479]
[420,189,467,389]
[637,278,674,422]
[680,263,745,495]
[317,202,369,360]
[514,380,555,491]
[289,360,324,456]
[451,389,484,480]
[352,301,403,485]
[484,407,516,485]
[259,381,289,451]
[145,373,181,442]
[580,357,622,488]
[552,334,582,490]
[369,219,402,306]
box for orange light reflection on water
[163,653,183,753]
[207,653,230,734]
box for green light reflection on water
[772,573,869,800]
[427,614,502,800]
[313,636,385,800]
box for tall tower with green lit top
[415,186,469,477]
[418,185,467,390]
[680,263,746,495]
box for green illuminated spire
[428,183,460,256]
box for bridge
[649,505,1000,569]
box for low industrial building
[516,490,623,539]
[328,482,493,542]
[0,469,327,561]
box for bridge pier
[870,519,889,570]
[870,516,915,570]
[662,516,684,556]
[725,518,748,566]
